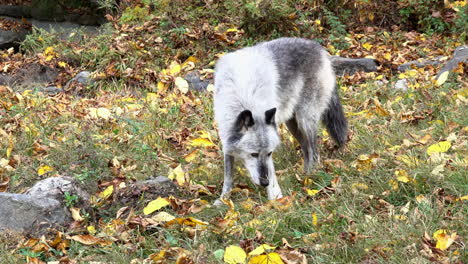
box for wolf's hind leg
[293,111,320,172]
[214,154,235,206]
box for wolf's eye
[267,152,272,156]
[251,153,259,158]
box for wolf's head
[226,108,280,187]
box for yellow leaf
[151,211,175,222]
[88,107,112,120]
[314,19,321,25]
[58,61,67,68]
[427,141,451,155]
[224,245,247,264]
[169,62,181,75]
[143,197,171,215]
[248,244,276,256]
[190,137,215,148]
[226,27,239,33]
[166,217,208,227]
[456,195,467,201]
[98,185,114,200]
[175,77,189,94]
[312,212,318,227]
[362,42,373,51]
[248,253,284,264]
[45,55,54,61]
[436,71,449,86]
[306,189,320,196]
[70,207,84,221]
[44,46,55,56]
[157,81,168,92]
[37,165,54,176]
[87,225,96,234]
[168,164,186,186]
[395,170,410,183]
[184,149,199,162]
[433,229,457,250]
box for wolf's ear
[265,108,276,125]
[234,110,254,131]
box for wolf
[213,38,348,202]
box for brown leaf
[69,235,112,246]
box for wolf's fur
[214,38,348,202]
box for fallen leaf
[189,137,216,148]
[143,197,171,215]
[436,71,449,86]
[37,165,54,176]
[70,208,84,222]
[433,229,457,250]
[224,245,247,264]
[175,77,189,94]
[427,141,451,155]
[249,253,284,264]
[248,244,276,256]
[168,164,186,186]
[395,170,410,183]
[70,235,112,246]
[98,185,114,200]
[312,213,318,227]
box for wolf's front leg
[267,173,283,200]
[214,154,235,206]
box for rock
[0,193,71,234]
[394,79,408,91]
[331,56,379,76]
[398,56,445,72]
[117,176,179,206]
[0,62,59,86]
[0,17,32,50]
[436,45,468,79]
[184,71,211,91]
[25,176,90,203]
[41,86,63,95]
[70,71,92,85]
[0,5,32,18]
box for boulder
[331,56,379,76]
[184,71,211,91]
[0,62,59,86]
[0,193,71,233]
[397,56,445,72]
[25,176,90,203]
[0,17,32,50]
[436,45,467,79]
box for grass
[1,64,466,263]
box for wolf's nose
[260,178,269,187]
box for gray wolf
[213,38,347,202]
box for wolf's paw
[213,199,225,207]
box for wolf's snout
[260,177,269,187]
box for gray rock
[71,71,92,85]
[0,62,58,86]
[398,56,445,72]
[25,176,90,203]
[0,20,31,49]
[394,79,408,91]
[0,5,32,18]
[436,45,468,79]
[0,193,71,234]
[331,56,379,76]
[184,71,211,91]
[41,86,63,95]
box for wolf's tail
[323,88,348,146]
